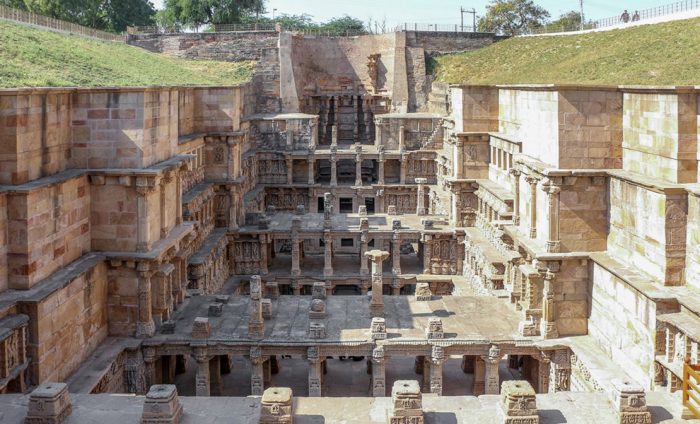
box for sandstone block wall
[0,195,7,293]
[405,31,506,56]
[451,86,499,133]
[588,257,661,388]
[7,174,91,290]
[194,87,246,133]
[623,91,698,184]
[21,258,108,384]
[106,265,140,336]
[558,175,608,252]
[684,188,700,292]
[555,259,589,336]
[558,89,623,169]
[607,176,687,286]
[127,31,279,61]
[0,91,73,185]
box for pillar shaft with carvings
[484,345,502,395]
[454,139,464,179]
[377,152,385,185]
[330,154,338,188]
[541,264,559,340]
[291,217,302,276]
[195,349,210,397]
[509,168,522,226]
[416,178,427,215]
[543,180,561,253]
[371,347,388,397]
[136,263,155,338]
[391,232,401,275]
[286,157,293,185]
[360,230,370,276]
[355,152,363,187]
[323,231,333,276]
[429,346,445,395]
[524,175,538,238]
[365,250,390,317]
[250,350,266,395]
[136,178,156,252]
[307,348,323,397]
[307,156,315,185]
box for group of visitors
[620,10,641,23]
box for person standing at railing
[632,11,640,21]
[620,10,630,23]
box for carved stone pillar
[330,154,338,188]
[549,349,570,393]
[390,279,403,295]
[143,347,157,389]
[524,175,538,238]
[473,357,485,395]
[538,352,550,394]
[136,262,155,338]
[209,355,223,396]
[360,230,370,276]
[260,235,268,276]
[376,189,384,213]
[422,357,431,392]
[307,155,315,185]
[399,153,408,184]
[307,347,323,397]
[160,174,172,239]
[309,121,317,150]
[249,275,265,339]
[291,217,302,276]
[543,179,561,253]
[416,178,427,215]
[398,125,405,152]
[509,168,522,226]
[292,281,301,296]
[391,232,401,275]
[365,249,390,317]
[355,152,363,187]
[286,157,293,185]
[422,235,432,275]
[228,187,238,230]
[541,263,559,340]
[484,345,502,395]
[429,346,445,395]
[194,349,210,397]
[136,178,156,252]
[377,152,385,185]
[454,139,464,179]
[250,347,265,395]
[371,346,388,397]
[322,98,330,144]
[364,97,371,142]
[321,231,333,276]
[332,124,338,146]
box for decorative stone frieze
[259,387,294,424]
[25,383,72,424]
[141,385,184,424]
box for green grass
[432,17,700,86]
[0,20,255,88]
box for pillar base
[136,320,156,338]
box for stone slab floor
[173,356,521,397]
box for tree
[318,15,365,34]
[161,0,266,28]
[477,0,550,35]
[544,10,595,32]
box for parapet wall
[126,31,279,61]
[406,31,506,56]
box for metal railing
[683,357,700,419]
[0,5,124,41]
[520,0,700,35]
[398,22,476,32]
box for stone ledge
[64,337,142,394]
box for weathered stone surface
[259,387,293,424]
[141,384,183,424]
[25,383,72,424]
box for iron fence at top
[0,5,124,41]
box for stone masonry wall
[405,31,506,56]
[559,175,609,253]
[127,31,278,61]
[7,174,91,290]
[21,259,108,384]
[607,176,688,286]
[451,86,499,133]
[558,90,623,170]
[622,91,698,184]
[0,91,73,185]
[0,195,7,293]
[684,188,700,292]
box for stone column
[322,98,330,144]
[370,346,388,397]
[429,346,445,395]
[143,347,157,389]
[323,231,333,276]
[330,153,338,188]
[332,124,338,146]
[399,153,408,184]
[473,357,485,395]
[484,345,502,395]
[260,235,268,275]
[291,217,302,276]
[398,125,405,152]
[391,232,401,275]
[136,262,156,338]
[160,174,172,238]
[228,187,238,230]
[374,118,382,147]
[416,178,427,215]
[307,347,323,397]
[390,279,403,295]
[377,152,385,185]
[360,230,370,276]
[538,352,550,394]
[454,139,464,179]
[286,157,293,185]
[309,121,318,150]
[194,349,210,397]
[355,148,363,187]
[364,97,372,142]
[549,349,570,393]
[422,235,432,274]
[209,355,223,396]
[544,179,561,253]
[365,250,390,317]
[250,347,265,395]
[249,275,265,339]
[541,262,559,340]
[509,168,521,226]
[292,281,301,296]
[422,357,431,392]
[307,155,315,185]
[136,178,156,252]
[376,189,384,213]
[524,175,538,238]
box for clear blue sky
[150,0,683,26]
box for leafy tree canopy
[477,0,550,35]
[161,0,264,28]
[545,10,595,32]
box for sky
[149,0,685,27]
